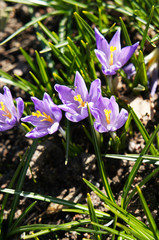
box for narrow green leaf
[119,17,137,65]
[4,0,50,6]
[136,186,159,239]
[74,12,95,43]
[8,139,38,227]
[133,51,148,90]
[121,124,159,209]
[0,188,111,219]
[38,21,58,44]
[9,201,37,232]
[0,10,67,45]
[0,70,29,91]
[96,195,154,240]
[35,51,53,95]
[87,193,101,240]
[0,158,24,233]
[20,48,40,77]
[62,0,87,8]
[49,42,71,67]
[8,219,90,238]
[140,6,154,51]
[82,11,99,23]
[91,222,136,240]
[129,106,157,155]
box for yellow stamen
[104,109,112,124]
[74,94,85,108]
[32,110,53,123]
[0,101,12,119]
[110,46,117,66]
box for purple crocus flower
[91,95,128,132]
[54,71,102,122]
[0,86,24,131]
[21,93,62,138]
[94,27,139,75]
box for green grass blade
[74,12,95,43]
[35,51,53,95]
[91,222,136,240]
[133,51,148,90]
[136,186,159,239]
[0,188,111,219]
[140,6,154,52]
[20,48,40,77]
[119,17,137,65]
[0,70,30,91]
[8,219,90,238]
[87,193,101,240]
[49,42,71,67]
[129,106,157,155]
[38,21,58,44]
[4,0,50,6]
[95,195,154,240]
[121,124,159,209]
[9,201,37,232]
[62,0,87,8]
[0,158,24,237]
[0,10,67,45]
[8,139,38,227]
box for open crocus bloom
[21,93,62,138]
[0,86,24,131]
[91,95,128,132]
[94,28,139,75]
[54,71,102,122]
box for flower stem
[87,104,115,202]
[59,126,66,140]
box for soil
[0,2,159,240]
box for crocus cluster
[1,27,136,138]
[55,71,128,133]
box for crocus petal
[102,67,117,76]
[54,84,74,104]
[16,97,24,120]
[0,123,14,131]
[65,111,87,122]
[113,108,128,130]
[109,28,121,55]
[118,42,139,67]
[94,120,108,133]
[25,127,49,138]
[95,49,109,68]
[88,79,101,103]
[74,71,88,100]
[95,27,110,55]
[21,115,51,127]
[31,97,44,111]
[48,121,59,134]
